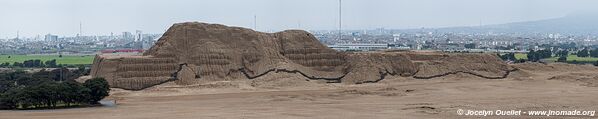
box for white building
[44,34,58,41]
[393,34,401,43]
[328,44,389,51]
[135,30,143,42]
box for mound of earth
[91,22,514,90]
[511,62,598,86]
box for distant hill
[432,12,598,34]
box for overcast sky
[1,0,598,38]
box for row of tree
[0,68,106,110]
[526,49,552,62]
[554,50,569,57]
[0,78,109,109]
[499,53,516,61]
[499,49,554,62]
[498,49,598,65]
[575,48,598,58]
[0,59,58,68]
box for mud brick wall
[412,53,512,79]
[92,22,514,90]
[92,56,178,90]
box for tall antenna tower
[254,15,257,30]
[79,21,83,36]
[16,30,19,40]
[338,0,342,40]
[479,19,482,28]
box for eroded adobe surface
[91,22,514,90]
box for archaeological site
[90,22,516,90]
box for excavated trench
[237,68,346,83]
[412,68,519,79]
[118,63,517,91]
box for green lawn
[545,54,598,62]
[0,55,95,65]
[514,53,527,60]
[512,53,598,62]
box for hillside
[430,12,598,34]
[91,22,513,90]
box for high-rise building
[44,34,58,41]
[135,30,143,42]
[122,32,133,41]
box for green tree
[590,49,598,57]
[499,53,516,61]
[527,50,539,62]
[577,48,589,57]
[44,59,57,68]
[0,63,9,67]
[60,81,90,106]
[464,43,476,49]
[12,62,22,67]
[83,78,110,104]
[556,50,569,57]
[537,49,552,59]
[36,81,61,108]
[0,88,18,109]
[572,60,579,64]
[1,70,110,110]
[557,56,567,62]
[72,82,91,105]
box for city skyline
[2,0,598,38]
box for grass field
[0,55,94,65]
[514,53,527,60]
[545,54,598,62]
[512,53,598,62]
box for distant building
[328,44,388,51]
[44,34,58,41]
[101,49,143,54]
[141,35,158,50]
[388,44,411,50]
[393,34,401,43]
[122,32,133,41]
[135,30,143,42]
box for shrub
[557,56,567,62]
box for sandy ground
[2,63,598,119]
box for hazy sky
[1,0,598,38]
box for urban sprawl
[1,29,597,55]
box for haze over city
[2,0,598,38]
[4,0,598,118]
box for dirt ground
[2,63,598,119]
